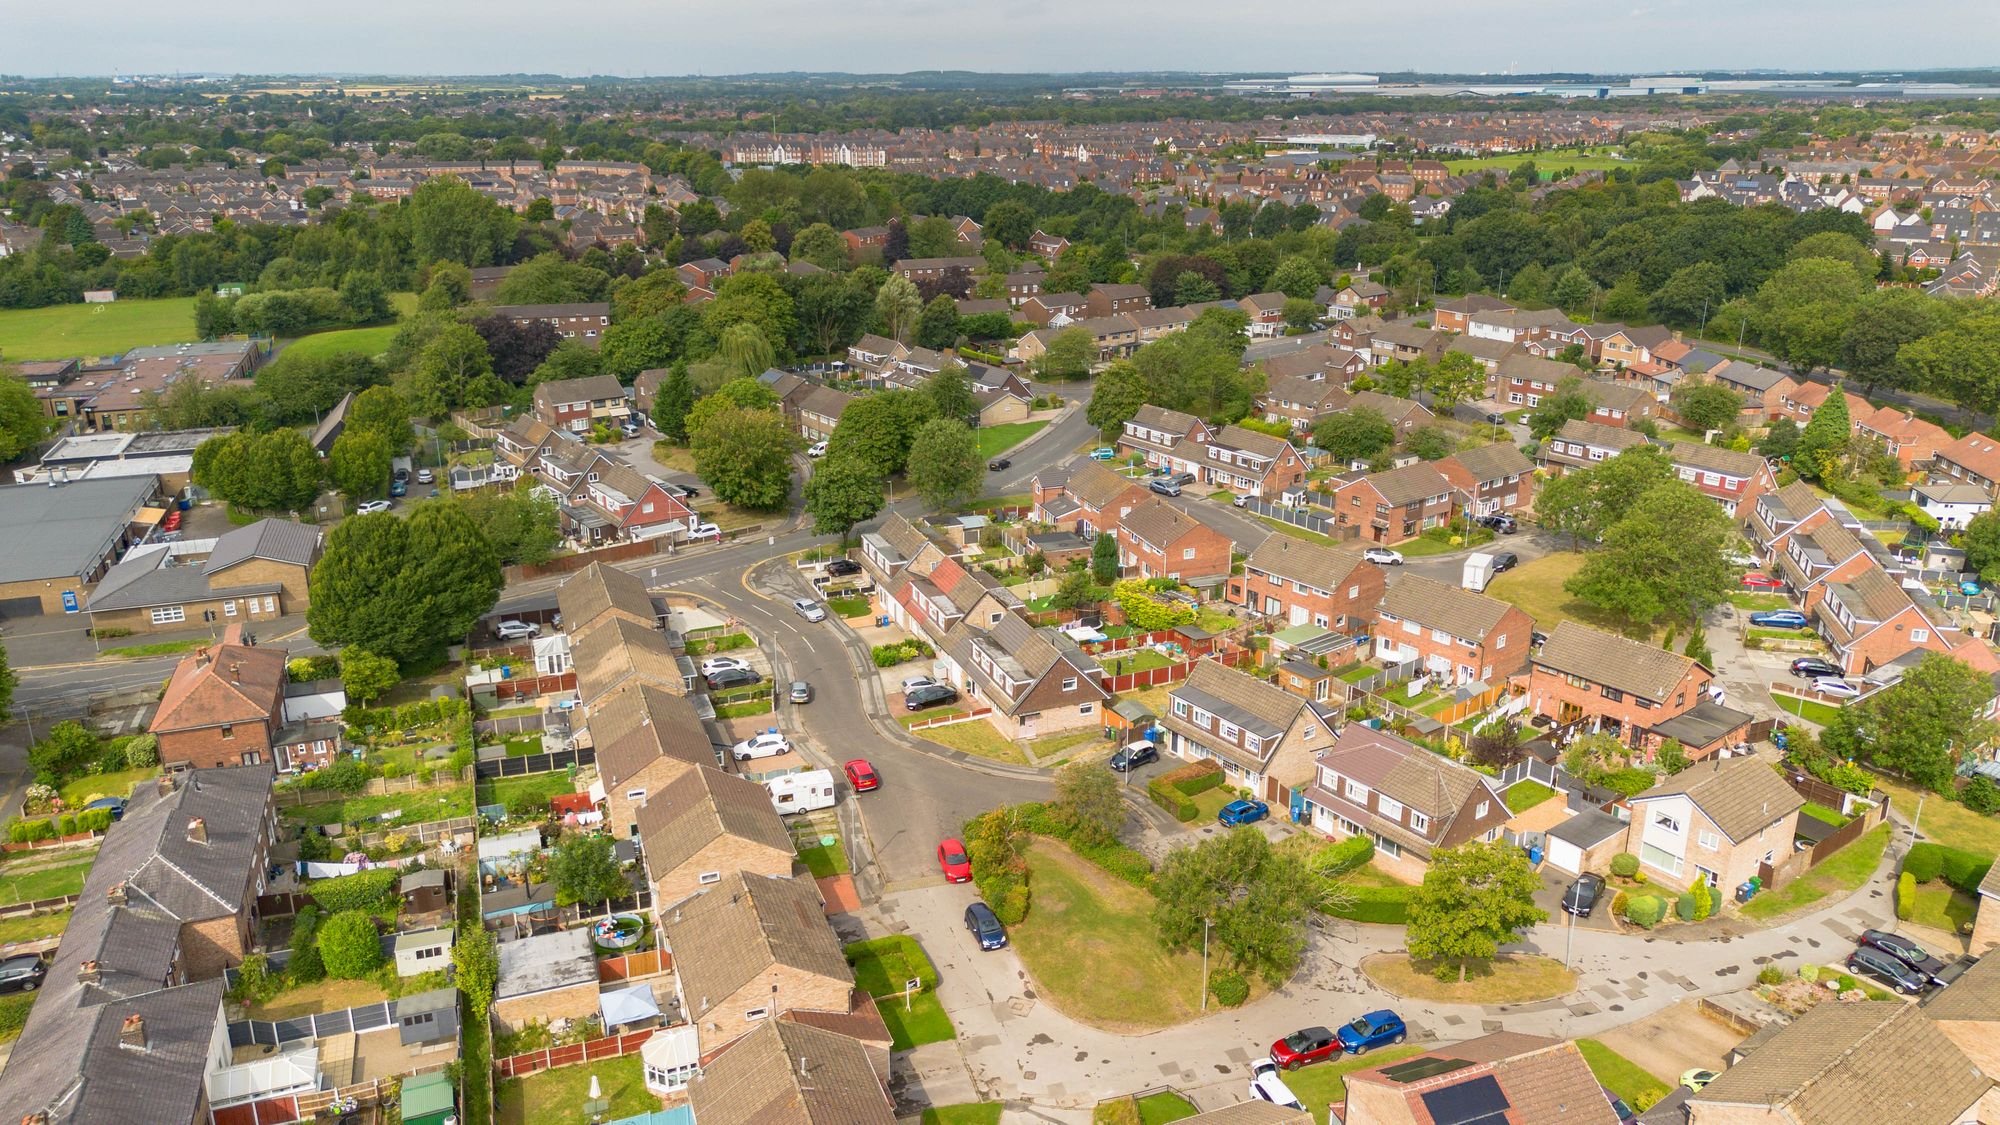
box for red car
[937,838,972,883]
[1741,573,1783,589]
[1269,1025,1341,1069]
[844,759,879,792]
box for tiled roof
[687,1019,894,1125]
[1244,535,1369,593]
[1669,440,1767,478]
[587,683,719,785]
[1213,423,1292,460]
[1065,458,1143,510]
[1690,1003,1990,1125]
[634,766,793,879]
[1354,462,1456,507]
[1922,948,2000,1021]
[1630,755,1803,842]
[151,636,287,734]
[204,518,320,573]
[1379,574,1516,643]
[661,872,850,1023]
[572,615,684,704]
[1119,499,1206,550]
[1552,418,1649,452]
[557,561,657,635]
[1442,441,1533,483]
[1535,621,1700,702]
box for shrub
[1146,778,1196,822]
[1173,767,1226,797]
[1690,878,1712,921]
[1676,892,1699,922]
[1798,963,1820,983]
[1943,849,1994,896]
[992,884,1029,925]
[1624,895,1666,928]
[317,910,384,979]
[1208,970,1250,1007]
[1904,843,1945,883]
[1896,872,1916,921]
[123,734,159,768]
[288,906,326,983]
[1962,775,2000,814]
[1110,580,1196,631]
[1757,965,1786,985]
[76,808,112,834]
[1319,834,1375,877]
[53,815,75,838]
[308,868,400,916]
[1610,853,1640,878]
[1610,890,1629,919]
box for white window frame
[1698,830,1720,851]
[1409,811,1430,833]
[698,871,722,885]
[151,606,186,625]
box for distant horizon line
[2,66,1988,83]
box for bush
[1110,580,1196,631]
[308,868,400,916]
[1690,878,1712,921]
[1610,853,1640,878]
[1172,765,1226,797]
[1676,892,1699,922]
[1896,872,1916,921]
[1904,843,1945,883]
[1610,890,1629,919]
[123,734,159,769]
[288,906,326,983]
[317,910,384,979]
[53,815,75,838]
[1962,775,2000,814]
[1208,970,1250,1007]
[1320,834,1374,877]
[1943,850,1994,896]
[1624,895,1666,928]
[1757,965,1786,985]
[76,808,112,834]
[1146,778,1196,822]
[870,640,933,667]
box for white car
[732,732,792,761]
[356,500,393,515]
[1814,677,1862,699]
[493,620,540,641]
[687,522,721,541]
[701,656,751,676]
[1362,546,1404,566]
[415,468,435,484]
[1248,1059,1305,1110]
[807,440,828,458]
[901,675,940,694]
[793,598,827,623]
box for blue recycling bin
[1527,844,1544,866]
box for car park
[1679,1069,1719,1092]
[705,668,763,691]
[1490,551,1520,572]
[1790,657,1841,678]
[731,732,792,761]
[1148,478,1182,497]
[905,683,961,711]
[1562,873,1606,917]
[1108,739,1157,771]
[1858,929,1949,984]
[965,901,1008,950]
[1749,610,1808,629]
[494,620,540,640]
[792,597,827,622]
[1741,573,1785,589]
[938,839,972,883]
[0,955,45,994]
[1247,1059,1306,1109]
[700,656,751,676]
[1336,1010,1407,1054]
[988,458,1011,472]
[357,499,393,515]
[844,759,879,792]
[827,558,862,578]
[1269,1026,1340,1069]
[1813,677,1861,699]
[789,681,813,704]
[1362,547,1403,565]
[1846,945,1929,994]
[1218,799,1269,826]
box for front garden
[845,935,953,1051]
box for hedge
[1208,969,1250,1007]
[308,868,401,916]
[1324,885,1412,924]
[1904,844,1944,883]
[1896,872,1916,921]
[1146,778,1196,822]
[1320,834,1375,877]
[1610,853,1640,878]
[1905,842,1994,894]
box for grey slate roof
[204,517,321,573]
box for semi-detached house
[1303,726,1510,879]
[1374,574,1534,687]
[939,612,1108,741]
[1116,499,1231,581]
[1118,404,1214,480]
[1162,661,1336,806]
[1524,621,1716,752]
[1436,442,1535,517]
[1329,462,1462,546]
[1228,536,1385,631]
[1539,418,1650,475]
[1030,457,1148,539]
[533,374,630,433]
[1203,424,1308,498]
[1667,441,1776,516]
[1933,431,2000,500]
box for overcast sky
[6,0,2000,78]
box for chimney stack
[78,960,101,985]
[186,817,206,844]
[106,882,127,906]
[156,774,176,797]
[194,647,211,668]
[23,1111,50,1125]
[118,1014,147,1051]
[229,662,240,683]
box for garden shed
[393,927,453,977]
[399,868,449,914]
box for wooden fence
[0,831,101,854]
[1806,793,1891,869]
[494,1026,664,1080]
[0,893,78,918]
[490,670,578,702]
[597,948,669,982]
[1098,648,1246,694]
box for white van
[766,769,837,815]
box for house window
[1173,699,1189,719]
[221,725,235,740]
[263,597,276,614]
[744,1007,769,1022]
[1601,686,1624,702]
[223,601,237,617]
[1183,548,1196,560]
[1409,812,1430,833]
[626,788,646,805]
[1344,778,1369,802]
[1476,801,1490,818]
[1379,797,1405,820]
[240,751,262,765]
[698,871,722,885]
[1912,628,1930,643]
[1698,830,1720,851]
[1654,813,1682,833]
[151,606,186,625]
[1062,677,1078,691]
[1079,703,1094,715]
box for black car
[965,901,1008,950]
[1562,873,1606,918]
[905,683,961,711]
[0,955,45,994]
[988,458,1011,472]
[705,668,763,691]
[1490,551,1520,573]
[1859,929,1949,984]
[1790,657,1841,679]
[1847,945,1928,994]
[1148,479,1183,497]
[1108,740,1158,771]
[826,558,863,578]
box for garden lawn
[900,714,1029,766]
[1135,1091,1199,1124]
[0,992,35,1044]
[1336,663,1378,684]
[1801,801,1851,827]
[1740,823,1890,920]
[1012,840,1204,1030]
[281,784,474,829]
[475,773,575,815]
[1872,772,2000,855]
[1195,607,1238,633]
[502,735,544,758]
[1323,860,1415,924]
[494,1055,655,1125]
[0,852,99,906]
[1101,650,1173,674]
[282,323,399,361]
[827,595,872,618]
[1908,884,1978,935]
[1486,552,1656,640]
[923,1107,1003,1125]
[0,908,70,945]
[1362,953,1577,1003]
[845,936,953,1051]
[241,977,390,1021]
[1190,787,1236,822]
[1258,517,1340,547]
[796,836,850,878]
[1024,728,1103,765]
[59,766,160,807]
[1505,780,1556,814]
[103,638,206,659]
[0,297,198,360]
[1281,1045,1427,1125]
[1729,592,1790,611]
[1770,692,1842,727]
[977,421,1049,459]
[1577,1039,1672,1112]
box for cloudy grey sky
[5,0,1998,77]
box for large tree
[1898,314,2000,419]
[1825,652,1996,793]
[904,418,982,508]
[1424,352,1486,411]
[1526,376,1594,441]
[1152,830,1327,986]
[1960,510,2000,582]
[1566,480,1736,626]
[1314,407,1396,464]
[551,834,630,907]
[407,176,517,267]
[803,451,884,538]
[345,386,415,453]
[690,404,795,510]
[1792,385,1851,481]
[790,222,849,270]
[1534,445,1674,545]
[0,375,50,462]
[192,430,323,513]
[308,500,503,666]
[327,430,392,502]
[408,323,505,418]
[1086,360,1148,438]
[827,390,936,476]
[456,485,562,567]
[1750,258,1868,372]
[1050,762,1124,846]
[1669,383,1745,433]
[914,294,961,350]
[471,313,563,384]
[650,364,696,444]
[1036,326,1097,382]
[925,362,980,424]
[875,274,923,342]
[1406,839,1547,981]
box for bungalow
[1623,755,1802,894]
[559,560,661,641]
[1229,536,1384,630]
[938,613,1108,741]
[687,1019,895,1125]
[1328,462,1462,546]
[1437,442,1535,517]
[1162,661,1337,806]
[1667,441,1777,516]
[1117,499,1232,581]
[1525,621,1714,750]
[1374,574,1534,687]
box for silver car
[793,597,827,622]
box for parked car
[1679,1069,1719,1092]
[731,731,792,761]
[1749,610,1809,629]
[1362,547,1404,566]
[1602,1088,1637,1124]
[1858,929,1949,984]
[1847,945,1929,994]
[1336,1010,1407,1054]
[687,522,721,541]
[705,668,763,691]
[82,796,126,822]
[1148,479,1183,497]
[844,759,879,792]
[700,656,751,676]
[1090,447,1117,460]
[1490,551,1520,572]
[1741,573,1785,589]
[1475,513,1518,534]
[938,838,972,883]
[389,479,407,497]
[905,683,961,711]
[807,440,828,457]
[0,955,45,994]
[792,597,827,623]
[663,482,701,499]
[1790,656,1841,678]
[900,675,941,694]
[827,558,863,578]
[988,458,1011,472]
[494,620,540,641]
[1813,677,1861,699]
[1232,494,1250,508]
[1562,873,1606,918]
[1217,799,1269,826]
[356,499,393,515]
[416,468,435,484]
[1108,739,1157,772]
[392,467,411,483]
[789,681,813,704]
[1269,1025,1340,1069]
[1247,1059,1306,1110]
[964,901,1008,950]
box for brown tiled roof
[1490,1040,1623,1123]
[1669,440,1767,478]
[572,615,684,704]
[1243,535,1368,593]
[1379,574,1516,644]
[1315,725,1497,821]
[1349,390,1429,424]
[1938,431,2000,480]
[1355,462,1456,507]
[1066,458,1143,510]
[1631,755,1803,843]
[1552,418,1649,452]
[1690,1003,1991,1125]
[151,637,287,734]
[634,766,793,878]
[587,683,718,785]
[1130,403,1201,434]
[557,561,655,636]
[1214,423,1292,460]
[1535,621,1699,703]
[1119,499,1206,551]
[660,871,850,1024]
[1173,660,1305,731]
[687,1019,894,1125]
[1443,441,1534,483]
[874,513,931,562]
[1922,949,2000,1022]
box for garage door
[1545,837,1583,876]
[0,596,45,619]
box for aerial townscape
[6,10,2000,1124]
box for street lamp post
[1200,916,1212,1011]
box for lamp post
[1200,916,1212,1011]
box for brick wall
[493,980,601,1034]
[687,969,851,1055]
[652,839,795,911]
[160,721,279,770]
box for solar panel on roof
[1420,1074,1510,1125]
[1380,1057,1475,1083]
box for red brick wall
[159,721,278,770]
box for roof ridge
[1781,1005,1914,1108]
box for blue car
[1335,1009,1407,1054]
[1217,799,1269,826]
[1749,610,1808,629]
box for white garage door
[1545,838,1583,876]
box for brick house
[1538,418,1650,476]
[1926,954,2000,1072]
[1774,519,1880,613]
[1203,424,1308,498]
[677,258,730,290]
[1437,443,1535,517]
[635,764,795,909]
[1810,565,1962,676]
[86,517,320,635]
[1579,378,1658,428]
[687,1019,896,1125]
[1028,230,1071,258]
[1229,536,1385,630]
[1348,390,1434,440]
[1119,404,1215,479]
[533,374,631,433]
[1019,292,1088,327]
[1257,375,1353,430]
[589,682,725,838]
[149,625,288,769]
[1524,621,1713,748]
[1623,756,1802,894]
[558,560,661,642]
[1302,725,1510,880]
[1116,499,1231,581]
[1331,279,1391,317]
[661,871,854,1056]
[790,385,854,445]
[1328,462,1463,545]
[1932,431,2000,499]
[551,453,698,545]
[1667,441,1777,516]
[1339,1034,1614,1125]
[1030,457,1149,538]
[1162,661,1336,806]
[938,613,1108,740]
[1084,283,1152,317]
[1498,353,1584,410]
[1374,574,1534,687]
[573,615,690,706]
[1237,292,1289,336]
[1432,293,1516,333]
[1856,406,1952,471]
[490,302,611,345]
[1706,359,1799,422]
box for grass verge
[1871,772,2000,855]
[796,836,850,879]
[0,909,70,945]
[103,638,206,659]
[1281,1045,1427,1125]
[1361,953,1577,1003]
[1577,1038,1672,1112]
[846,935,953,1051]
[1740,822,1890,920]
[977,420,1050,459]
[1908,884,1977,935]
[900,713,1029,765]
[924,1107,1003,1125]
[1770,692,1843,727]
[1013,840,1204,1030]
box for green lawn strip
[715,700,775,720]
[1135,1090,1199,1124]
[827,595,872,618]
[1768,691,1842,727]
[0,909,70,945]
[1504,780,1556,814]
[1194,607,1237,633]
[1258,517,1340,547]
[1281,1045,1428,1125]
[1729,592,1790,610]
[1800,801,1851,826]
[282,323,399,361]
[1190,788,1236,822]
[923,1107,1002,1125]
[1100,649,1174,674]
[976,421,1049,459]
[1323,859,1417,924]
[1740,823,1891,920]
[796,837,850,878]
[493,1054,653,1125]
[1576,1039,1672,1112]
[1013,841,1204,1028]
[845,936,951,1050]
[1868,772,2000,855]
[1746,628,1818,644]
[0,992,35,1044]
[1336,663,1378,684]
[59,766,159,807]
[282,784,475,828]
[903,716,1030,765]
[1909,884,1978,934]
[474,774,574,814]
[0,297,198,360]
[0,855,98,905]
[501,735,544,758]
[103,639,206,659]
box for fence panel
[476,747,595,779]
[1238,497,1335,536]
[510,539,661,582]
[907,707,993,731]
[494,1027,662,1080]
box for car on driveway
[844,759,879,792]
[1336,1010,1407,1054]
[705,667,763,691]
[1108,739,1157,771]
[1090,447,1117,460]
[1679,1069,1719,1092]
[1846,945,1929,994]
[356,499,393,515]
[1490,551,1520,572]
[1148,478,1182,497]
[938,839,973,883]
[789,681,813,704]
[416,467,435,484]
[700,656,751,676]
[389,479,407,497]
[1749,610,1809,629]
[807,440,828,457]
[827,558,862,578]
[905,683,961,711]
[1232,494,1250,507]
[1741,573,1784,589]
[0,955,45,994]
[900,675,941,694]
[988,458,1011,472]
[494,620,540,641]
[1790,656,1841,678]
[1247,1059,1306,1109]
[732,731,791,761]
[792,597,827,622]
[965,901,1008,950]
[1362,547,1403,565]
[83,796,126,822]
[1562,873,1606,917]
[1813,677,1861,699]
[1218,799,1269,826]
[1269,1025,1340,1069]
[687,522,721,541]
[1859,929,1949,984]
[1475,513,1519,534]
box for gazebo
[599,982,663,1033]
